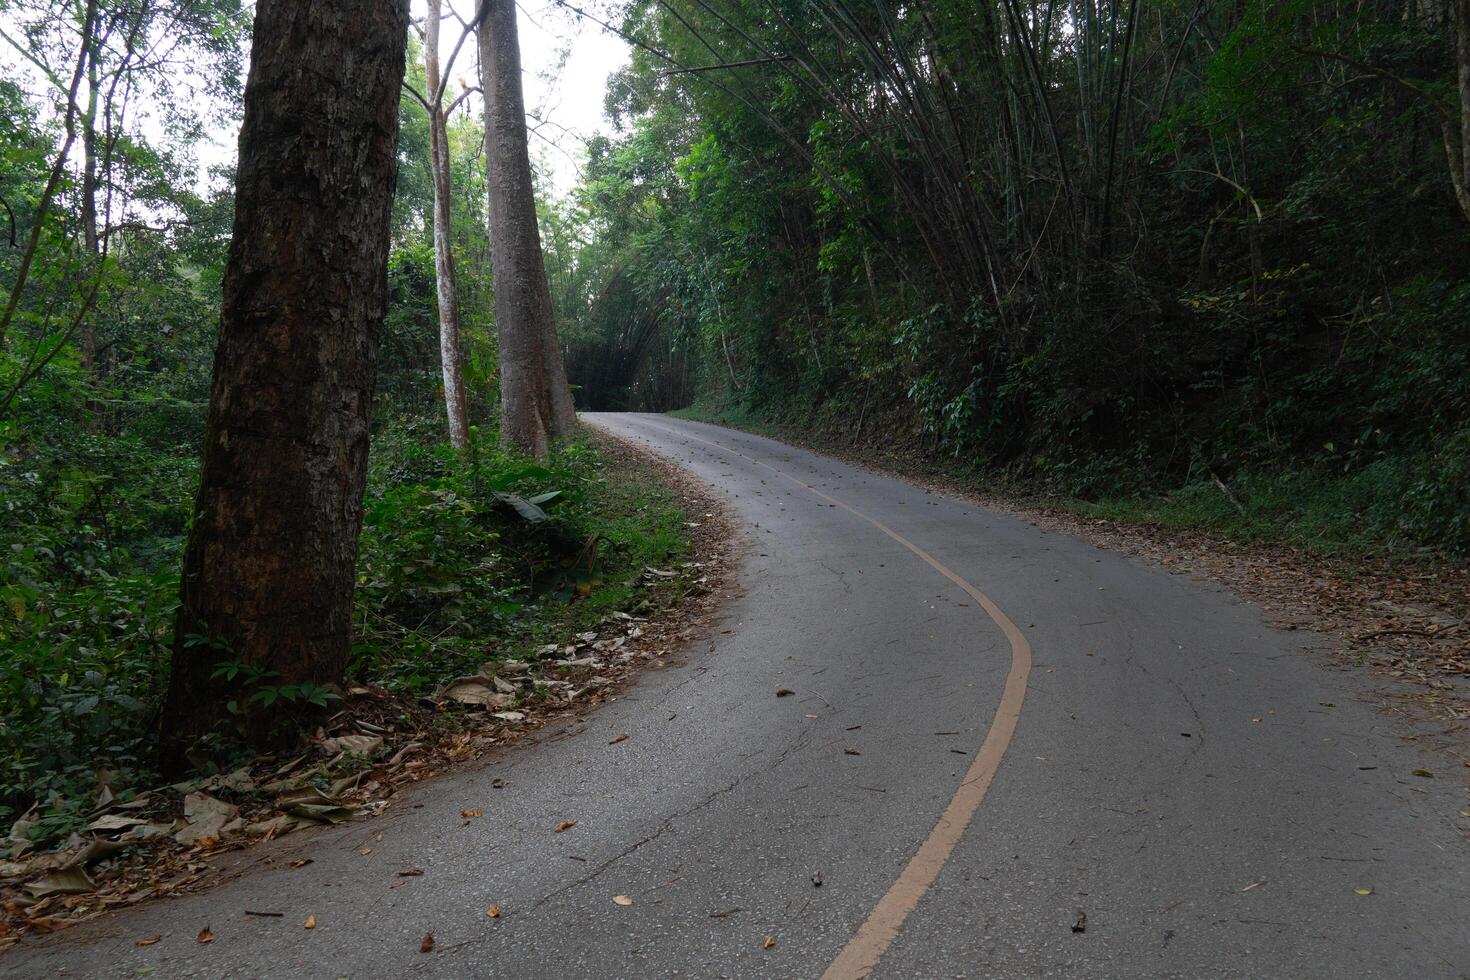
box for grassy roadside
[349,425,695,698]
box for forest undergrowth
[0,387,693,850]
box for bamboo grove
[550,0,1470,552]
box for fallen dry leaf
[486,904,501,919]
[1354,887,1375,896]
[612,894,633,906]
[438,680,511,707]
[304,915,316,929]
[24,866,95,898]
[173,792,242,846]
[556,820,577,833]
[1241,880,1265,892]
[608,734,629,745]
[462,809,482,819]
[763,935,776,949]
[844,748,862,756]
[321,734,383,758]
[135,934,162,946]
[289,859,313,869]
[196,926,215,944]
[398,866,425,877]
[776,689,794,698]
[420,931,435,953]
[1072,910,1087,933]
[87,813,146,833]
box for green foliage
[554,0,1470,558]
[0,373,193,825]
[1,389,691,831]
[209,659,338,711]
[0,0,701,852]
[352,423,686,693]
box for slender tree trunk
[0,0,95,352]
[1454,0,1470,221]
[477,0,577,457]
[159,0,408,773]
[425,0,470,450]
[79,57,99,379]
[79,45,104,429]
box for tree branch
[401,80,432,112]
[433,10,483,107]
[446,84,482,116]
[0,0,97,351]
[1169,168,1264,221]
[0,194,16,248]
[656,56,792,76]
[1291,45,1453,125]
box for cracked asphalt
[7,413,1469,978]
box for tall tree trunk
[79,54,99,380]
[425,0,470,450]
[159,0,408,773]
[79,39,104,429]
[477,0,577,457]
[1454,0,1470,221]
[0,0,94,353]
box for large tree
[477,0,577,457]
[159,0,409,770]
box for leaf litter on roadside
[0,478,737,944]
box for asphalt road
[8,413,1468,979]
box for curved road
[9,413,1468,978]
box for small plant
[209,659,339,714]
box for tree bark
[477,0,577,457]
[1454,0,1470,222]
[425,0,470,450]
[159,0,408,772]
[79,51,99,378]
[0,0,95,353]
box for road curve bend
[6,413,1467,979]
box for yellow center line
[610,418,1033,979]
